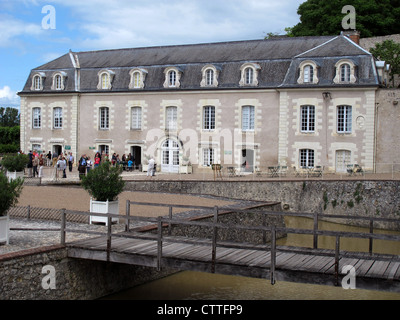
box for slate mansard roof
[20,34,380,94]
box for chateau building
[18,33,391,174]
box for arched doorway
[161,139,180,173]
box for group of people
[23,149,157,179]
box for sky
[0,0,305,109]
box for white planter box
[89,199,119,226]
[6,171,24,182]
[179,165,192,174]
[142,164,148,172]
[0,215,9,245]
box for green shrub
[81,161,125,201]
[1,153,28,172]
[0,172,24,216]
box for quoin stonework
[18,32,398,174]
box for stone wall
[124,179,400,230]
[0,245,175,300]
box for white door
[161,139,180,173]
[336,150,351,173]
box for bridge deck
[67,233,400,293]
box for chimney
[343,30,360,44]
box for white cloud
[50,0,303,49]
[0,14,43,48]
[0,86,20,107]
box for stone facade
[19,34,394,174]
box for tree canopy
[288,0,400,38]
[0,107,20,127]
[370,40,400,86]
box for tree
[0,107,20,127]
[370,40,400,87]
[288,0,400,38]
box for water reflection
[103,217,400,300]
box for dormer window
[51,71,67,90]
[30,72,45,91]
[129,68,148,89]
[201,65,219,87]
[297,61,319,84]
[163,67,182,88]
[334,59,356,84]
[97,70,115,90]
[239,63,260,87]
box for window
[129,68,147,89]
[334,60,356,84]
[242,106,255,131]
[341,64,351,82]
[245,67,254,85]
[32,108,41,129]
[203,148,214,167]
[206,69,214,86]
[31,73,45,91]
[169,71,176,87]
[99,107,109,130]
[34,76,41,90]
[97,70,114,90]
[201,65,219,87]
[203,106,215,130]
[101,73,108,89]
[239,63,260,86]
[337,105,352,133]
[163,67,182,88]
[301,105,315,132]
[131,107,142,130]
[303,65,314,83]
[166,106,177,130]
[297,60,319,84]
[53,107,63,129]
[300,149,314,168]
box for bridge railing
[11,201,400,286]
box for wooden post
[60,208,66,245]
[27,205,31,220]
[125,200,130,232]
[107,216,112,262]
[168,207,173,236]
[335,235,340,286]
[369,219,374,255]
[270,225,276,285]
[157,216,163,271]
[262,213,267,244]
[211,206,218,273]
[313,212,318,249]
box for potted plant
[179,156,192,174]
[81,161,125,225]
[0,172,24,244]
[1,153,28,181]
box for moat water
[104,217,400,300]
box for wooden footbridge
[61,201,400,293]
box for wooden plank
[365,260,391,278]
[384,261,400,280]
[354,259,375,277]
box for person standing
[147,157,155,177]
[68,152,74,172]
[32,155,39,177]
[78,154,87,180]
[38,154,44,178]
[27,150,33,177]
[86,156,93,174]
